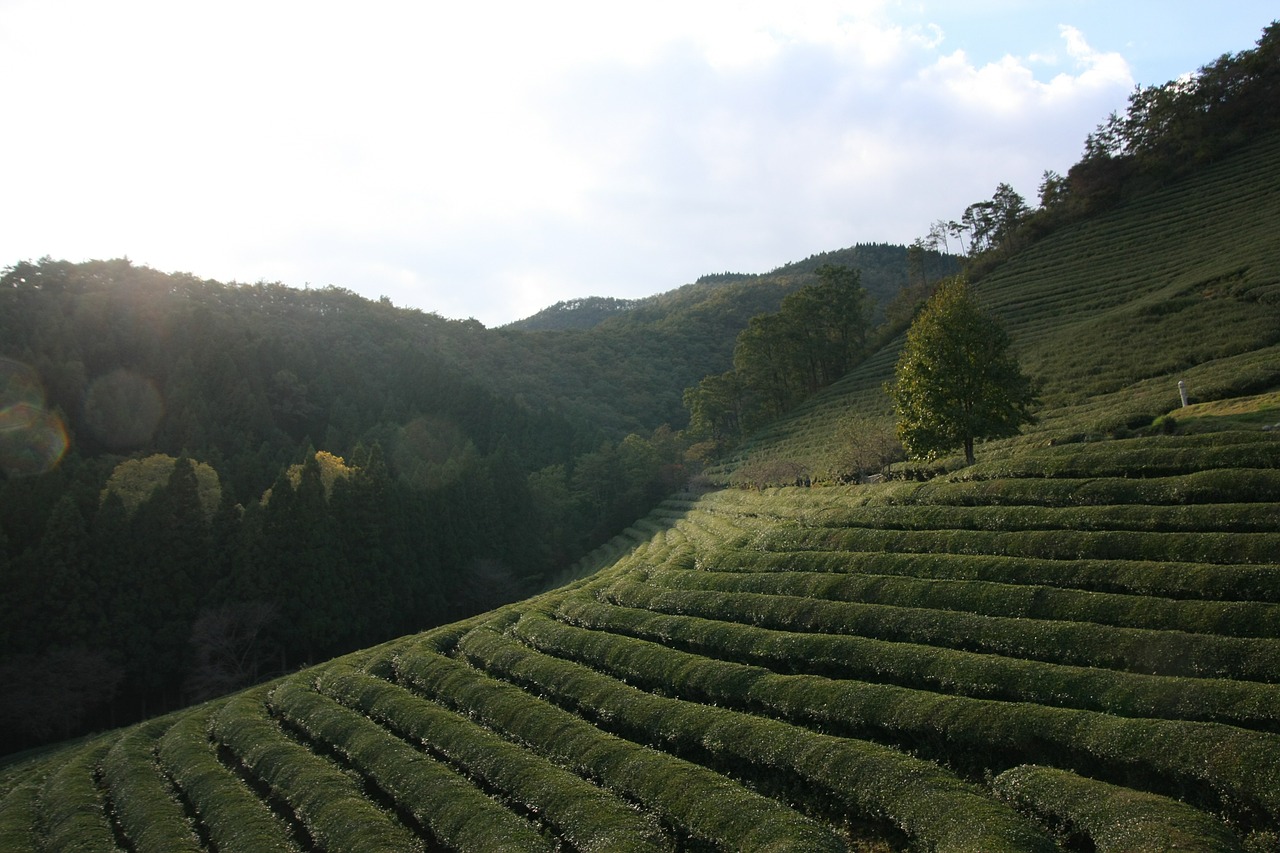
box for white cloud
[0,1,1167,326]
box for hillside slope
[715,129,1280,484]
[4,140,1280,853]
[3,427,1277,851]
[480,243,955,434]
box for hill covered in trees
[0,239,949,754]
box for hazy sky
[2,2,1274,326]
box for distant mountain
[506,242,958,333]
[473,243,957,435]
[504,296,640,331]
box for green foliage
[890,277,1036,464]
[315,664,668,853]
[0,778,41,852]
[394,632,843,851]
[685,263,877,448]
[556,594,1280,731]
[213,688,423,852]
[268,678,552,852]
[39,739,119,852]
[100,721,204,852]
[101,453,221,519]
[994,765,1244,852]
[157,708,303,852]
[487,613,1053,852]
[502,296,639,331]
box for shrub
[510,606,1280,827]
[158,707,303,853]
[269,677,553,853]
[315,663,669,853]
[39,740,118,852]
[994,764,1243,852]
[100,721,204,852]
[212,688,423,852]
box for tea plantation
[4,134,1280,853]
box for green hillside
[480,243,956,433]
[4,123,1280,851]
[713,128,1280,486]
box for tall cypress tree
[34,494,98,649]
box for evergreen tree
[33,494,98,648]
[889,278,1036,465]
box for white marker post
[1178,380,1189,408]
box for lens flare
[0,358,69,477]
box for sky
[1,2,1275,327]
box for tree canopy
[889,278,1036,465]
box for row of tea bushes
[391,629,847,852]
[505,607,1280,826]
[992,765,1245,853]
[755,524,1280,566]
[708,548,1280,603]
[456,618,1055,852]
[644,566,1280,637]
[211,688,424,852]
[554,594,1280,730]
[313,663,669,853]
[99,721,203,853]
[157,708,303,852]
[36,740,117,851]
[267,678,552,852]
[603,577,1280,681]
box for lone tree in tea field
[890,277,1036,465]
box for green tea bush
[157,707,303,853]
[647,567,1280,637]
[865,469,1280,506]
[713,549,1280,603]
[766,524,1280,566]
[38,740,118,852]
[954,432,1280,481]
[458,620,1055,853]
[391,632,847,852]
[604,579,1280,681]
[508,610,1280,827]
[0,780,41,852]
[779,502,1280,534]
[556,596,1280,730]
[994,764,1244,852]
[100,721,203,852]
[212,688,423,852]
[268,678,551,853]
[315,663,669,853]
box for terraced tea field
[3,425,1278,851]
[7,104,1280,853]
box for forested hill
[506,242,954,333]
[0,238,946,754]
[484,243,956,433]
[503,295,640,330]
